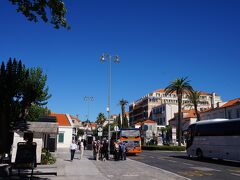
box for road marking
[128,158,191,180]
[229,169,240,173]
[178,170,213,177]
[231,173,240,177]
[122,174,139,177]
[168,160,177,163]
[182,163,193,166]
[190,166,220,172]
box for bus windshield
[121,129,140,137]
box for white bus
[186,118,240,161]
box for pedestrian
[83,139,87,150]
[121,142,127,160]
[96,140,101,161]
[119,142,123,160]
[79,139,84,159]
[70,140,77,161]
[102,140,108,161]
[92,140,97,160]
[114,141,120,161]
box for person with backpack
[121,142,127,160]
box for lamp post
[100,53,120,159]
[84,96,94,122]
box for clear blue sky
[1,0,240,121]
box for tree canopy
[0,58,51,153]
[165,77,193,146]
[9,0,70,29]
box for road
[129,150,240,180]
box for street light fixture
[100,53,120,159]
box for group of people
[113,141,127,161]
[92,140,108,161]
[92,140,127,161]
[70,139,128,162]
[69,139,86,161]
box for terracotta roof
[70,115,81,122]
[89,123,97,127]
[143,119,156,124]
[221,98,240,108]
[134,122,142,125]
[50,113,71,126]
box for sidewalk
[1,149,188,180]
[49,149,188,180]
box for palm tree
[96,112,106,125]
[188,90,201,121]
[165,77,193,146]
[119,99,128,128]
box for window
[228,110,232,119]
[237,109,240,118]
[58,132,64,143]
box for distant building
[50,113,77,148]
[169,109,197,132]
[200,98,240,120]
[129,88,222,126]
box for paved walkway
[1,149,189,180]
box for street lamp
[100,53,120,159]
[84,96,94,122]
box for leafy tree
[95,112,106,125]
[9,0,70,29]
[0,58,51,153]
[115,114,121,128]
[119,99,128,119]
[122,115,128,128]
[25,104,51,122]
[188,90,201,121]
[77,129,84,138]
[165,77,192,146]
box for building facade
[200,98,240,120]
[129,89,222,126]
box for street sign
[142,125,148,131]
[98,127,103,132]
[98,132,103,137]
[114,126,119,131]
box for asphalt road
[129,150,240,180]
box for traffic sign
[114,126,119,131]
[98,132,103,137]
[98,127,103,132]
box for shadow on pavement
[171,155,240,167]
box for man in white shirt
[70,140,77,161]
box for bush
[41,149,56,165]
[142,145,186,151]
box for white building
[129,89,222,125]
[50,113,73,148]
[200,98,240,120]
[152,104,178,125]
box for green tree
[165,77,192,146]
[9,0,70,29]
[77,129,84,139]
[115,114,121,128]
[0,58,51,153]
[122,115,128,128]
[95,112,106,125]
[119,98,128,128]
[25,104,51,122]
[188,90,201,121]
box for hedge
[142,145,186,151]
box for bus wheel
[196,149,203,159]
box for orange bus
[119,128,142,154]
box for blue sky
[0,0,240,121]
